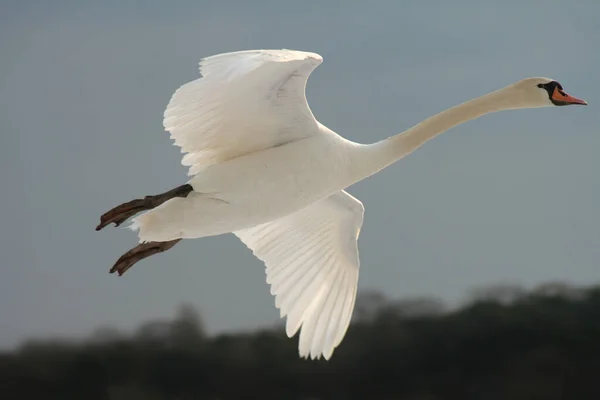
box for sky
[1,0,598,348]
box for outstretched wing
[163,49,323,175]
[234,190,365,360]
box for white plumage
[164,50,323,176]
[235,190,363,360]
[98,49,586,360]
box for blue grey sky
[1,0,598,348]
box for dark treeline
[2,282,600,399]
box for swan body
[98,49,586,360]
[135,128,359,242]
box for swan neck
[361,88,514,177]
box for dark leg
[110,239,181,276]
[95,184,193,231]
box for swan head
[506,77,587,108]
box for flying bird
[96,49,586,360]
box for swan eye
[537,83,544,88]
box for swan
[96,49,586,360]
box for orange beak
[552,86,588,105]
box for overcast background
[1,0,598,349]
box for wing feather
[163,49,323,175]
[234,190,365,360]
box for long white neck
[353,86,522,181]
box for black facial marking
[537,80,569,106]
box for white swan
[96,49,586,360]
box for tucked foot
[110,239,181,276]
[95,198,153,231]
[95,184,193,231]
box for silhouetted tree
[1,285,600,399]
[467,282,526,305]
[170,303,206,351]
